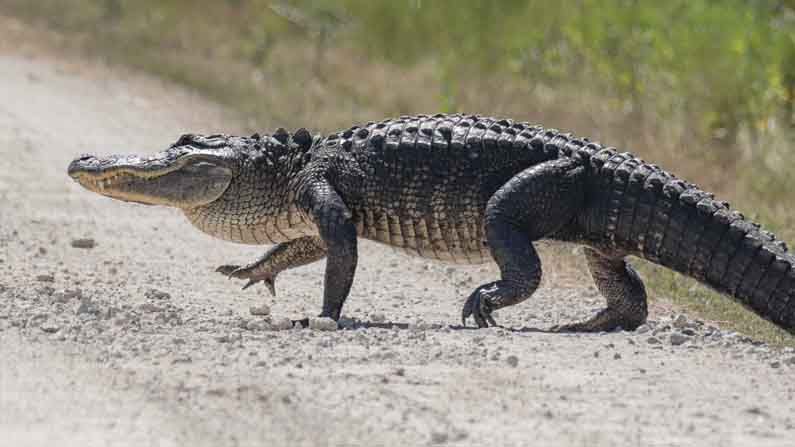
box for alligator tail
[589,150,795,334]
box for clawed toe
[215,265,240,276]
[461,285,498,328]
[550,308,641,333]
[214,264,276,295]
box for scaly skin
[68,114,795,333]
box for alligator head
[67,129,314,210]
[67,134,244,208]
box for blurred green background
[3,0,794,343]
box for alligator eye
[176,134,195,146]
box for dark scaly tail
[586,148,795,334]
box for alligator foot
[550,308,643,333]
[461,282,503,328]
[215,264,276,296]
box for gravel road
[0,18,793,447]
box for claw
[215,265,240,276]
[216,264,276,295]
[461,284,498,329]
[263,278,276,297]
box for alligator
[67,113,795,333]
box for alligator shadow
[292,318,552,333]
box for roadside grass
[2,2,792,346]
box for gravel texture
[0,16,793,447]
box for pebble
[370,312,386,323]
[249,304,271,316]
[138,303,163,313]
[269,317,294,331]
[770,361,781,369]
[216,333,241,343]
[76,298,101,316]
[670,333,689,346]
[635,324,650,334]
[145,289,171,300]
[646,336,662,345]
[506,355,519,367]
[246,319,270,331]
[784,356,795,366]
[70,238,96,249]
[52,288,82,303]
[40,322,60,333]
[308,317,338,331]
[673,314,689,329]
[430,432,448,444]
[36,274,55,282]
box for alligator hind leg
[462,158,586,327]
[552,247,648,332]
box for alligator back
[320,114,565,263]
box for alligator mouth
[73,170,154,193]
[68,153,234,207]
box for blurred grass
[2,0,793,345]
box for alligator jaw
[67,153,233,208]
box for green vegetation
[3,0,793,345]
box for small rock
[36,274,55,282]
[249,304,271,316]
[613,353,622,360]
[40,322,60,333]
[26,313,49,328]
[52,289,82,303]
[784,356,795,366]
[506,355,519,368]
[70,238,96,249]
[36,286,55,296]
[308,317,337,331]
[269,317,294,331]
[246,319,270,331]
[216,333,241,343]
[770,361,781,369]
[430,432,448,444]
[670,333,689,346]
[76,298,100,316]
[172,355,192,364]
[673,314,689,329]
[646,336,662,345]
[145,289,170,300]
[635,324,651,334]
[370,312,386,323]
[137,303,163,313]
[681,328,697,336]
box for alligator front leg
[216,236,327,296]
[296,178,358,320]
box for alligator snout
[68,154,99,178]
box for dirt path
[1,18,793,447]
